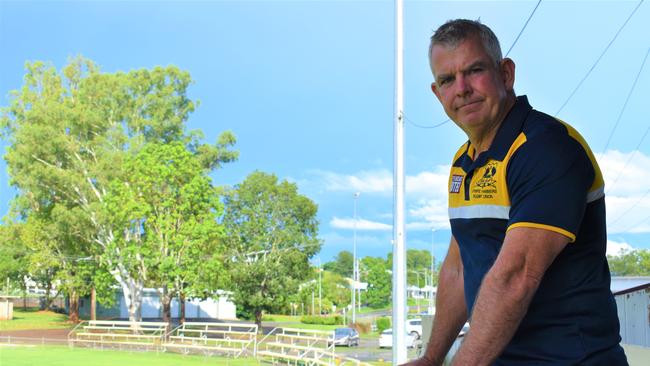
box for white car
[378,328,416,348]
[405,318,423,339]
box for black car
[332,327,360,347]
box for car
[378,328,416,348]
[405,318,423,339]
[332,327,360,347]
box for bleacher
[163,321,258,358]
[257,327,337,365]
[68,320,167,349]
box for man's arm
[450,227,569,365]
[402,236,468,366]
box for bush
[300,315,343,325]
[376,316,391,334]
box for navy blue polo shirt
[448,96,627,365]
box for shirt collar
[467,95,532,163]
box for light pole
[352,192,360,324]
[430,229,436,314]
[318,256,322,315]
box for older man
[404,19,628,365]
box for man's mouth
[456,100,482,110]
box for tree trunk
[161,285,172,325]
[90,287,96,320]
[69,291,80,323]
[255,309,263,332]
[119,276,143,322]
[180,292,186,324]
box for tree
[323,250,353,278]
[0,222,30,295]
[361,256,391,308]
[221,171,321,329]
[1,57,237,321]
[104,142,227,323]
[608,249,650,276]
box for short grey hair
[429,19,503,75]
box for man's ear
[501,58,516,91]
[431,82,442,101]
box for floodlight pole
[352,192,360,324]
[392,0,407,363]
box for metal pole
[392,0,407,363]
[352,192,360,324]
[430,229,435,314]
[357,259,361,312]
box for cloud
[606,239,634,257]
[599,150,650,234]
[311,169,392,194]
[330,216,392,231]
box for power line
[504,0,542,57]
[602,47,650,154]
[404,114,450,129]
[555,0,644,116]
[606,123,650,194]
[608,188,650,228]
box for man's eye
[470,67,483,74]
[438,78,451,86]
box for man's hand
[399,354,439,366]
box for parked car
[332,327,360,347]
[405,318,423,339]
[378,328,416,348]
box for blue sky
[1,1,649,264]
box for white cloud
[311,169,392,194]
[606,239,634,257]
[599,150,650,234]
[330,216,392,231]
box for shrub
[376,316,391,334]
[300,315,343,325]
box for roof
[610,276,650,295]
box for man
[403,19,627,365]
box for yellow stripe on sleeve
[507,222,577,243]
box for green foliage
[608,249,650,276]
[375,316,391,334]
[1,56,237,320]
[323,251,353,278]
[221,171,321,327]
[361,256,391,308]
[300,315,342,325]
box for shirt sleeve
[506,130,594,242]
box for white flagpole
[392,0,407,363]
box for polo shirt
[448,96,627,365]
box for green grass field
[0,345,258,366]
[0,308,71,331]
[0,345,391,366]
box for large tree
[221,171,321,328]
[104,141,227,323]
[1,57,236,321]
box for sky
[1,0,649,264]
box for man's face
[430,36,514,134]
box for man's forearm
[423,266,468,365]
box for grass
[0,345,255,366]
[0,308,71,332]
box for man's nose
[455,74,471,97]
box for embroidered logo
[476,162,497,189]
[450,175,463,193]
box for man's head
[428,19,516,137]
